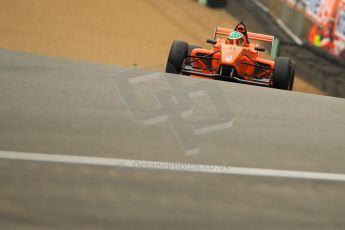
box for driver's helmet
[227,31,244,46]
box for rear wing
[214,27,274,43]
[214,27,277,60]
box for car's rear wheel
[165,40,188,74]
[272,57,295,90]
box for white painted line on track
[276,18,304,46]
[252,0,303,46]
[1,150,345,182]
[252,0,269,12]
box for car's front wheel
[272,57,295,90]
[165,40,188,74]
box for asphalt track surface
[1,49,345,229]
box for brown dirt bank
[0,0,322,94]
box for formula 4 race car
[165,21,295,90]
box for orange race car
[165,21,295,90]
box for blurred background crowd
[270,0,345,61]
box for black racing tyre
[165,40,188,74]
[272,57,295,90]
[289,60,296,90]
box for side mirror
[206,39,217,45]
[255,47,265,52]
